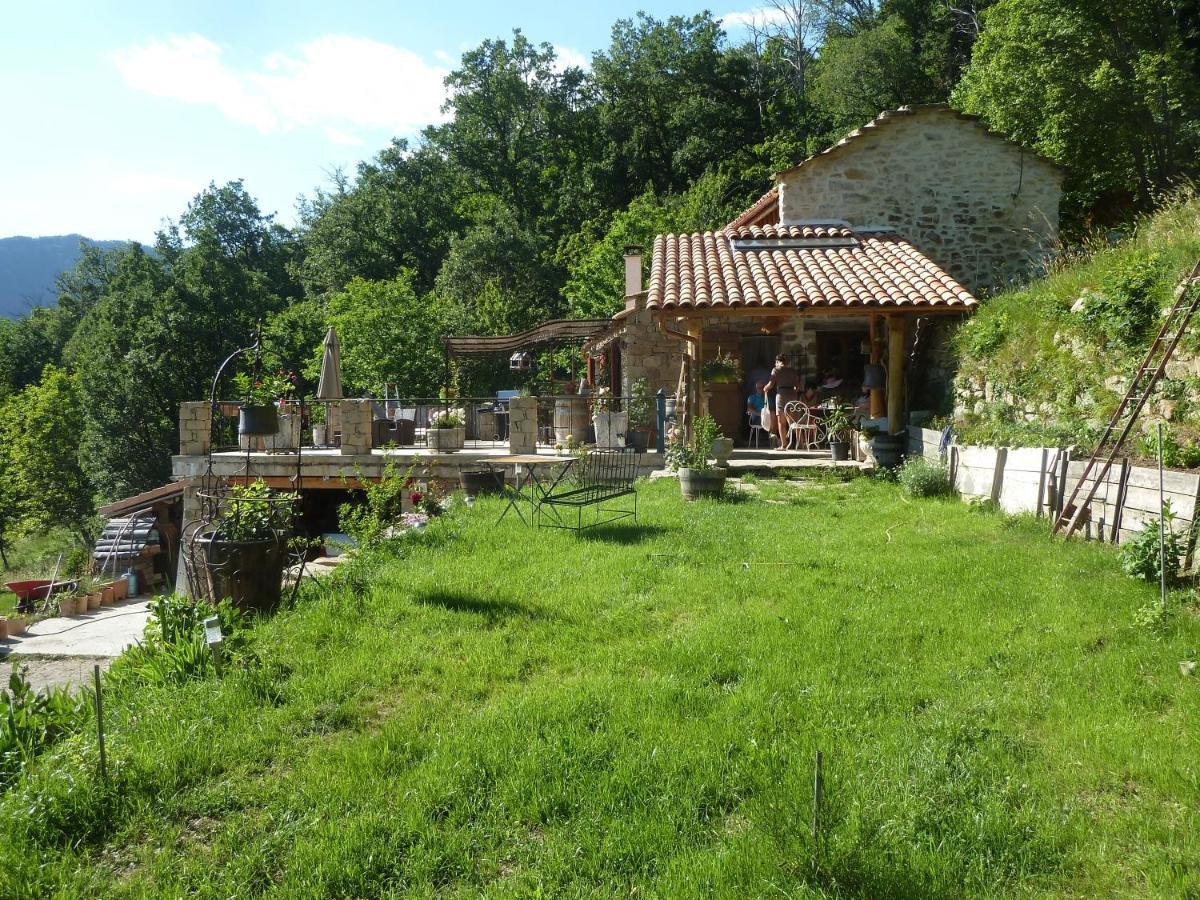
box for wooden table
[490,454,576,526]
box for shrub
[1118,503,1190,583]
[339,459,418,548]
[1077,252,1166,348]
[429,412,464,429]
[106,595,249,691]
[1,667,89,789]
[897,457,955,497]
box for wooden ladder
[1053,259,1200,538]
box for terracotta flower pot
[0,618,8,641]
[6,615,26,636]
[114,578,128,601]
[98,591,112,608]
[101,585,115,605]
[59,596,80,617]
[86,592,101,610]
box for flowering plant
[233,368,295,406]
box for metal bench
[537,448,639,532]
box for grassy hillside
[1,478,1197,896]
[954,193,1200,457]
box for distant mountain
[0,235,129,318]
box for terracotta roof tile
[644,227,976,313]
[725,187,780,230]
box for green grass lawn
[1,476,1198,897]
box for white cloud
[433,49,452,63]
[112,33,449,136]
[721,6,792,29]
[552,45,590,73]
[109,171,205,197]
[324,126,364,146]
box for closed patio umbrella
[316,326,343,400]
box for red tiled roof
[725,187,780,229]
[645,226,976,313]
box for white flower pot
[592,411,628,448]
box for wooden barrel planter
[678,468,726,501]
[553,397,589,445]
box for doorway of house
[740,335,780,393]
[814,331,868,387]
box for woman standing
[764,353,800,450]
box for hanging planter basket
[240,404,279,436]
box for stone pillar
[174,473,219,597]
[508,396,538,454]
[338,399,373,455]
[179,401,211,456]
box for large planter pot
[829,439,851,461]
[678,467,727,501]
[705,382,742,443]
[312,424,327,446]
[664,397,677,421]
[6,615,26,636]
[628,428,650,453]
[592,410,627,448]
[710,436,734,468]
[239,404,279,436]
[58,596,80,617]
[428,426,465,452]
[460,469,505,499]
[203,535,285,614]
[870,434,905,468]
[553,397,590,445]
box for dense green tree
[954,0,1200,218]
[323,274,459,398]
[1,367,93,544]
[593,13,763,204]
[563,173,751,319]
[296,143,468,297]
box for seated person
[801,381,821,409]
[746,380,767,425]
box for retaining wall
[907,427,1197,546]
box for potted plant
[310,403,327,446]
[592,388,627,448]
[428,411,466,451]
[823,402,855,461]
[626,378,654,453]
[862,423,905,468]
[670,415,727,500]
[233,367,295,436]
[701,350,743,440]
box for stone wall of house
[618,307,683,397]
[779,108,1063,296]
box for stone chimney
[623,245,643,297]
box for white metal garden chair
[782,401,826,450]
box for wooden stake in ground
[812,749,823,871]
[93,664,107,783]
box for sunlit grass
[0,477,1197,897]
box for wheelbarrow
[4,580,79,614]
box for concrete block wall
[179,401,211,456]
[908,426,1198,549]
[779,108,1062,296]
[508,396,538,454]
[339,400,373,455]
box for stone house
[586,104,1064,436]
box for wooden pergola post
[687,318,704,427]
[869,314,885,419]
[887,315,907,435]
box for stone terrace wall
[779,108,1063,296]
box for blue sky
[1,0,766,243]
